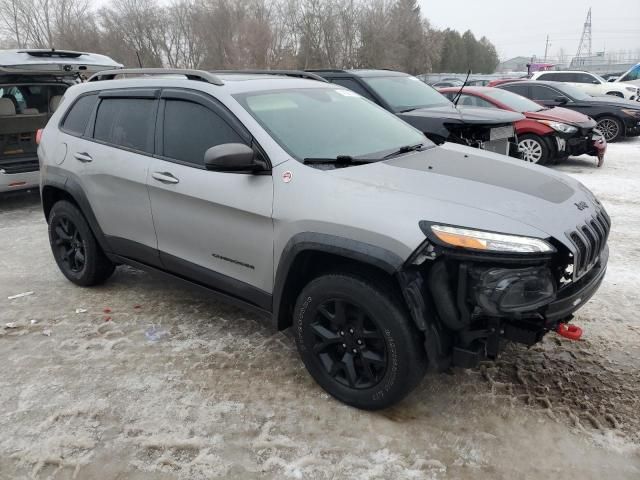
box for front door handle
[74,152,93,163]
[151,171,179,184]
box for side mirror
[554,96,568,105]
[204,143,261,173]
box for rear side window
[162,100,245,166]
[94,98,156,153]
[62,94,98,136]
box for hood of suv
[525,106,596,129]
[398,103,524,126]
[326,143,599,248]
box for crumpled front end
[398,208,611,370]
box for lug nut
[349,328,354,334]
[357,339,363,345]
[352,348,358,354]
[342,343,347,348]
[339,330,345,336]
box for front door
[146,89,274,308]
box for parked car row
[438,86,606,165]
[37,67,610,409]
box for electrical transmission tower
[575,7,592,59]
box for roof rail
[212,69,327,83]
[88,68,224,86]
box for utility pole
[544,35,550,62]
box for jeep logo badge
[574,201,589,211]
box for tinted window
[620,64,640,82]
[62,94,98,135]
[501,83,529,97]
[163,100,245,166]
[330,78,376,102]
[574,72,599,84]
[537,72,560,81]
[94,98,156,153]
[531,85,562,100]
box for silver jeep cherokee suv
[38,68,610,410]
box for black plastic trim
[272,232,405,329]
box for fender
[272,232,405,329]
[41,165,113,255]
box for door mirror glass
[204,143,258,172]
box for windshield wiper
[303,155,376,166]
[382,143,427,159]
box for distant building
[496,56,531,73]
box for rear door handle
[73,152,93,163]
[151,171,179,184]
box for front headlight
[431,225,555,253]
[625,86,637,93]
[621,108,640,118]
[538,120,578,134]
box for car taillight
[35,129,43,145]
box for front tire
[294,273,427,410]
[596,116,623,142]
[605,91,624,98]
[48,200,115,286]
[518,134,550,165]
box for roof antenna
[136,51,143,68]
[453,69,471,106]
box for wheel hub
[310,298,387,389]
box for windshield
[620,64,640,82]
[235,88,430,162]
[553,83,592,101]
[361,75,452,111]
[482,88,544,112]
[592,73,607,83]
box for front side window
[94,98,156,153]
[501,83,529,97]
[62,94,98,135]
[162,100,245,166]
[235,88,429,162]
[361,75,451,111]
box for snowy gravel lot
[1,138,639,480]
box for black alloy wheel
[51,216,86,273]
[311,298,387,389]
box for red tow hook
[556,322,583,340]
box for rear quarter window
[61,94,98,136]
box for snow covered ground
[1,138,639,479]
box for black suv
[309,69,524,157]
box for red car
[438,86,606,166]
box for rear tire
[596,116,623,142]
[605,91,623,98]
[48,200,115,286]
[518,134,550,165]
[293,273,427,410]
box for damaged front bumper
[555,129,607,161]
[399,241,609,371]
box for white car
[530,70,639,101]
[0,49,122,194]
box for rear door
[70,89,160,266]
[146,89,274,307]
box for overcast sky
[419,0,640,61]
